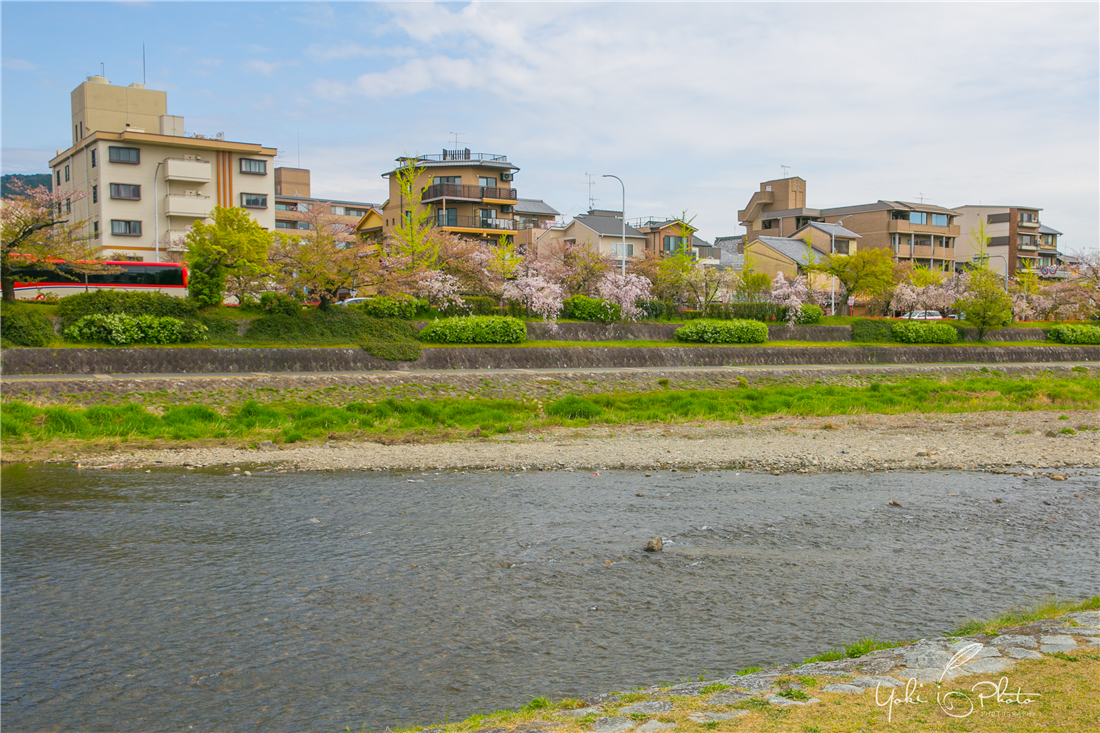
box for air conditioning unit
[500,172,513,181]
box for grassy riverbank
[369,596,1099,733]
[3,375,1098,449]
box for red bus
[8,260,189,299]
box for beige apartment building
[49,76,276,262]
[272,167,378,237]
[738,177,960,271]
[950,205,1063,278]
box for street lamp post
[153,159,167,263]
[973,254,1010,290]
[602,174,626,277]
[829,215,852,315]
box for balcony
[415,150,508,163]
[164,158,211,183]
[434,215,517,233]
[422,183,517,203]
[1017,243,1038,251]
[164,193,212,218]
[1018,219,1040,228]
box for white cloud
[242,59,298,77]
[1,149,57,174]
[305,43,415,61]
[2,58,36,71]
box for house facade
[543,210,647,266]
[950,205,1064,278]
[49,76,275,262]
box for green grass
[949,595,1100,636]
[4,375,1098,448]
[802,635,903,664]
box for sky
[2,1,1098,251]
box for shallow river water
[2,465,1098,732]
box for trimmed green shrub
[545,395,603,420]
[0,308,55,347]
[637,300,666,320]
[356,295,428,320]
[462,296,500,316]
[260,292,302,317]
[704,302,788,322]
[57,291,199,326]
[890,321,958,344]
[1048,324,1100,345]
[357,317,422,361]
[563,295,620,323]
[851,319,894,343]
[418,316,527,344]
[63,314,208,345]
[795,304,823,325]
[674,319,768,344]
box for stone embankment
[59,411,1099,472]
[541,610,1100,731]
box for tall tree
[184,207,273,307]
[1,181,100,303]
[805,247,895,315]
[269,201,372,308]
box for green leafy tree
[488,233,520,308]
[958,267,1013,339]
[805,247,895,315]
[388,157,441,271]
[184,207,272,307]
[269,201,372,308]
[735,253,772,303]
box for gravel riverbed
[63,410,1099,473]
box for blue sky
[3,2,1098,251]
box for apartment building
[380,149,521,244]
[49,75,276,262]
[272,167,378,236]
[738,177,960,271]
[950,205,1063,278]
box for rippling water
[2,464,1097,732]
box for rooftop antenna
[918,192,925,203]
[781,165,790,178]
[143,44,146,85]
[100,62,105,77]
[585,173,598,210]
[297,128,300,168]
[450,131,464,149]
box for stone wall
[2,344,1094,376]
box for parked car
[338,297,370,307]
[900,310,943,320]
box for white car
[338,297,370,307]
[900,310,943,320]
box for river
[2,464,1097,732]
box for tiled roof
[514,198,560,216]
[751,236,828,267]
[794,221,862,239]
[574,214,645,238]
[1037,224,1063,235]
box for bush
[563,295,620,323]
[795,304,823,325]
[890,321,958,344]
[0,308,55,347]
[1048,324,1100,345]
[57,291,199,327]
[63,314,207,345]
[674,319,769,344]
[545,395,603,420]
[356,295,428,320]
[461,296,500,316]
[851,319,894,343]
[637,300,666,320]
[260,292,302,317]
[704,302,788,322]
[418,316,527,344]
[358,317,422,361]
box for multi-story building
[49,75,276,262]
[950,205,1063,278]
[738,177,960,271]
[626,216,721,265]
[272,167,379,237]
[380,149,522,244]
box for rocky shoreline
[34,410,1099,473]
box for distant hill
[2,173,52,196]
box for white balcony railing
[164,193,212,218]
[164,158,212,183]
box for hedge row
[0,308,55,347]
[674,319,769,344]
[563,295,621,323]
[57,291,199,327]
[890,321,958,344]
[1047,324,1100,345]
[63,314,208,345]
[418,316,527,344]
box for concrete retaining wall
[2,344,1094,376]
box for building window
[479,177,497,188]
[331,206,345,216]
[64,165,70,182]
[437,208,458,226]
[909,212,927,225]
[297,221,310,230]
[662,235,688,252]
[240,158,267,175]
[433,176,461,185]
[110,183,141,200]
[92,185,98,204]
[65,198,71,214]
[91,150,97,167]
[241,193,268,209]
[109,146,141,164]
[93,221,100,239]
[56,170,61,186]
[931,213,948,227]
[478,208,497,221]
[1020,211,1037,223]
[275,203,292,211]
[345,208,366,218]
[111,220,142,236]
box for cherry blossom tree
[597,271,653,321]
[269,201,371,307]
[416,269,465,311]
[503,271,563,323]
